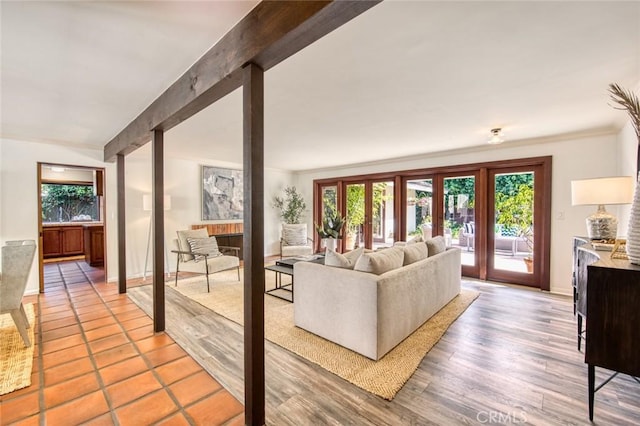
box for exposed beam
[117,154,127,294]
[152,129,166,332]
[103,0,380,162]
[243,62,265,425]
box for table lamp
[571,176,634,240]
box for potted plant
[495,183,534,272]
[273,186,306,224]
[315,211,346,252]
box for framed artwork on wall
[202,166,243,220]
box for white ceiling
[2,1,639,171]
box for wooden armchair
[173,229,240,292]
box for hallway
[0,261,243,425]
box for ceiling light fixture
[487,128,504,145]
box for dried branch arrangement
[609,83,640,142]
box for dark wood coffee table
[264,256,324,302]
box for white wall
[294,132,622,295]
[0,138,295,291]
[120,145,293,282]
[0,138,116,295]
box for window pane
[372,181,394,250]
[346,183,365,250]
[406,179,433,240]
[494,172,534,274]
[41,184,99,223]
[444,176,475,266]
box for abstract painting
[202,166,243,220]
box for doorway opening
[37,163,106,292]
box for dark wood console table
[574,241,640,420]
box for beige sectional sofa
[293,238,461,360]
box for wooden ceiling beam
[103,0,380,162]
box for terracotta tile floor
[0,261,244,425]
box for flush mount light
[487,128,504,145]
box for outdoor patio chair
[0,240,36,347]
[173,229,240,292]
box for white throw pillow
[187,236,220,262]
[282,224,307,246]
[324,247,364,269]
[403,242,428,265]
[354,247,404,275]
[425,236,446,256]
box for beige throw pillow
[425,236,446,256]
[324,247,364,269]
[354,247,404,275]
[403,242,428,265]
[186,236,220,262]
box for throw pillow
[403,242,428,265]
[187,236,220,262]
[354,246,404,275]
[282,224,307,246]
[324,247,364,269]
[425,236,446,256]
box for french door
[313,156,551,289]
[344,180,396,251]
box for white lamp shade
[143,194,172,211]
[571,176,634,206]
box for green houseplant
[315,211,346,239]
[273,186,306,224]
[315,211,345,251]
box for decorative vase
[626,172,640,264]
[323,238,338,252]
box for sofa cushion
[425,236,446,256]
[325,247,364,269]
[282,223,308,246]
[403,242,428,265]
[354,247,404,275]
[187,236,220,262]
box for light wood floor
[127,279,640,425]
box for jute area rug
[172,270,479,400]
[0,303,35,395]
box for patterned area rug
[171,271,479,400]
[0,303,35,395]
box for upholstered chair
[280,223,313,259]
[173,229,240,292]
[0,240,37,347]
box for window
[41,183,100,223]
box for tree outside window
[41,184,99,223]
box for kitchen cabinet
[83,224,104,266]
[42,225,84,258]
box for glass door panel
[443,176,475,267]
[371,181,395,250]
[492,172,534,274]
[345,183,365,250]
[319,185,338,251]
[406,178,433,240]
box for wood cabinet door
[62,227,84,255]
[42,228,62,257]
